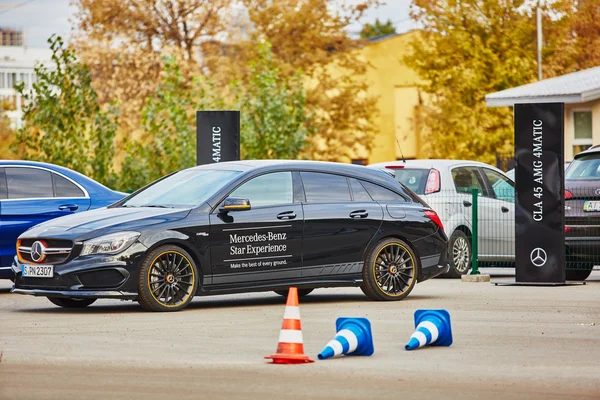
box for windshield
[565,154,600,181]
[389,168,430,194]
[122,169,242,208]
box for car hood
[21,206,192,240]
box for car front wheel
[360,238,418,301]
[47,297,96,308]
[566,264,594,281]
[137,245,199,312]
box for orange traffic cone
[265,287,314,364]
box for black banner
[514,103,565,283]
[196,111,240,165]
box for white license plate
[22,264,54,278]
[583,201,600,212]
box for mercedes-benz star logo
[530,247,547,267]
[30,241,46,263]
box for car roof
[0,159,116,193]
[575,145,600,158]
[368,159,495,169]
[189,159,398,187]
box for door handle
[277,211,296,220]
[58,204,78,211]
[349,210,368,219]
[463,201,472,207]
[501,206,509,213]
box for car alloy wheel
[452,236,470,273]
[361,238,417,301]
[138,245,198,312]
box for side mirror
[219,197,251,213]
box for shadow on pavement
[12,291,436,315]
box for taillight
[565,226,570,233]
[425,210,444,232]
[425,169,440,194]
[565,190,573,200]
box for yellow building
[349,31,424,165]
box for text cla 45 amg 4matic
[12,160,449,311]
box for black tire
[444,230,471,278]
[360,238,418,301]
[137,245,199,312]
[47,297,96,308]
[566,265,594,281]
[274,288,314,297]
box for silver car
[369,160,515,277]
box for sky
[0,0,415,49]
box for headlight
[80,232,140,256]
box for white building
[0,45,52,128]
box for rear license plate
[22,264,54,278]
[583,201,600,212]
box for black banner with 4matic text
[196,111,240,165]
[514,103,565,283]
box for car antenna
[396,139,406,163]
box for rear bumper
[566,237,600,264]
[419,247,450,281]
[11,287,137,300]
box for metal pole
[537,6,543,81]
[471,188,480,275]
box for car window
[360,180,406,202]
[230,172,293,207]
[53,174,85,198]
[390,168,429,195]
[451,167,485,195]
[5,167,54,199]
[124,169,241,208]
[0,168,6,199]
[565,154,600,180]
[483,168,514,203]
[349,178,373,201]
[300,172,351,202]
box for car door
[450,166,491,258]
[480,167,515,262]
[300,172,383,277]
[0,166,91,267]
[209,171,304,285]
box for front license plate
[22,264,54,278]
[583,201,600,212]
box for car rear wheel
[445,230,471,278]
[360,238,417,301]
[137,245,198,312]
[47,297,96,308]
[274,288,314,297]
[566,264,594,281]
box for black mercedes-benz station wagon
[12,160,449,311]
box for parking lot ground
[1,271,599,400]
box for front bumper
[11,288,137,300]
[12,242,146,296]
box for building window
[351,159,367,166]
[573,111,593,156]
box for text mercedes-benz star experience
[11,160,450,311]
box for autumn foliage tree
[405,0,541,164]
[360,18,396,39]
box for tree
[13,35,118,186]
[118,57,225,191]
[360,18,396,39]
[0,100,17,159]
[236,42,311,160]
[405,0,542,164]
[235,0,381,161]
[545,0,600,76]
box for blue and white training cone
[318,317,374,360]
[405,309,453,351]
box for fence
[433,188,599,281]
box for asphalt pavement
[1,270,599,400]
